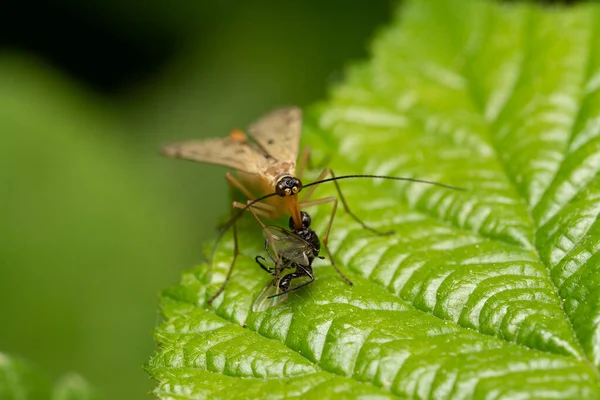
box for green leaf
[0,353,101,400]
[147,0,600,398]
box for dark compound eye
[293,178,303,193]
[276,176,303,197]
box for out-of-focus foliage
[0,1,389,399]
[147,0,600,398]
[0,56,189,399]
[0,353,100,400]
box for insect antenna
[302,174,466,191]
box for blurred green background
[0,1,391,399]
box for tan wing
[161,137,268,174]
[247,106,302,163]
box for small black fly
[252,211,324,312]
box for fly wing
[247,107,302,163]
[161,137,268,174]
[252,277,289,312]
[263,226,314,266]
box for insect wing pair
[252,261,314,312]
[252,214,321,312]
[162,107,305,227]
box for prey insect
[252,211,322,312]
[162,106,465,304]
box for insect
[162,106,465,303]
[252,211,322,312]
[162,107,306,228]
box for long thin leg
[208,202,242,304]
[226,172,256,200]
[299,168,329,203]
[296,146,311,180]
[300,196,353,286]
[208,198,278,304]
[237,203,273,218]
[242,202,288,287]
[210,174,260,301]
[255,256,274,274]
[301,168,394,236]
[225,172,282,217]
